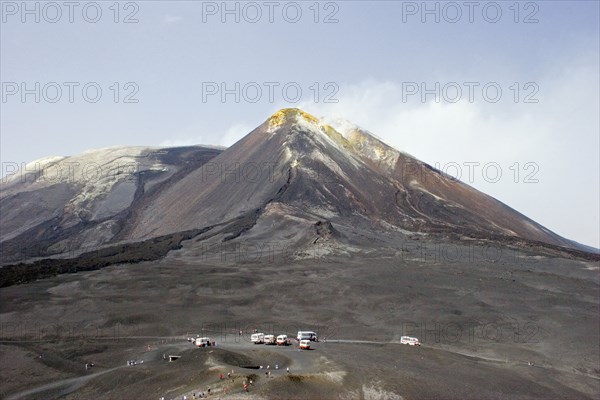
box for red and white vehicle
[400,336,420,346]
[276,334,291,346]
[299,339,311,350]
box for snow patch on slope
[1,146,174,221]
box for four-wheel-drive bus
[251,333,265,344]
[276,334,290,345]
[299,339,311,350]
[297,331,318,341]
[195,337,211,347]
[264,334,276,345]
[400,336,420,346]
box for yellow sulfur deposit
[268,108,320,129]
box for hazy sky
[1,1,599,247]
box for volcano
[0,108,594,266]
[125,108,580,247]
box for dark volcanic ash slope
[127,109,582,252]
[331,118,575,247]
[0,146,222,262]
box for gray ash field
[1,241,598,399]
[1,109,599,399]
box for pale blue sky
[1,1,599,247]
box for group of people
[161,365,295,399]
[162,389,209,400]
[174,370,236,399]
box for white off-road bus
[264,334,276,345]
[297,331,318,341]
[195,337,211,347]
[251,333,265,344]
[400,336,420,346]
